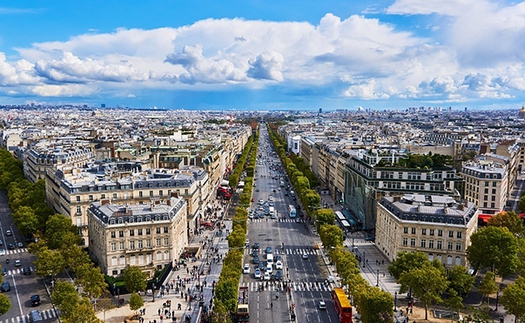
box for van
[30,310,43,322]
[266,253,274,265]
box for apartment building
[87,196,187,277]
[461,160,508,215]
[376,194,478,268]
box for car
[245,238,250,246]
[0,282,10,292]
[258,261,265,271]
[31,295,41,306]
[365,235,376,242]
[274,270,283,281]
[271,214,276,219]
[275,260,283,270]
[295,218,302,223]
[0,249,5,256]
[302,253,309,259]
[16,242,23,248]
[265,246,272,254]
[262,272,270,281]
[272,189,276,192]
[0,240,3,246]
[5,230,11,236]
[252,242,260,250]
[276,255,282,261]
[266,264,273,274]
[1,268,6,276]
[251,249,259,257]
[14,259,21,267]
[243,264,250,274]
[23,267,32,275]
[7,243,15,250]
[255,189,259,192]
[318,300,327,310]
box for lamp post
[394,292,397,311]
[152,284,156,302]
[363,251,366,266]
[376,269,380,287]
[495,291,499,311]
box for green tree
[360,287,394,323]
[444,289,464,318]
[500,276,525,323]
[61,245,92,273]
[519,195,525,213]
[0,293,10,315]
[448,265,475,296]
[316,208,335,227]
[45,214,81,249]
[129,292,144,315]
[488,211,525,238]
[398,263,449,320]
[477,271,498,306]
[34,247,65,281]
[319,224,344,250]
[517,238,525,277]
[12,206,38,236]
[123,266,147,293]
[466,226,519,277]
[75,263,107,299]
[388,251,430,281]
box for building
[376,194,478,268]
[87,196,187,277]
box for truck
[236,286,249,322]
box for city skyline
[1,0,525,111]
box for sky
[1,0,525,111]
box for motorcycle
[5,259,9,264]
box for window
[76,206,81,214]
[429,240,434,249]
[447,242,453,250]
[101,194,105,199]
[138,229,143,236]
[146,239,151,248]
[457,232,462,239]
[492,189,496,194]
[110,243,116,251]
[119,242,124,250]
[420,239,426,248]
[138,240,143,249]
[164,227,169,233]
[484,188,489,194]
[146,228,151,235]
[411,228,416,235]
[403,238,408,246]
[130,241,135,249]
[149,190,154,197]
[456,243,462,251]
[156,238,161,246]
[119,231,124,238]
[89,195,93,201]
[492,182,496,187]
[455,256,461,265]
[448,231,454,238]
[139,191,143,198]
[437,241,442,250]
[403,227,408,234]
[111,231,116,238]
[438,229,443,237]
[429,229,435,236]
[485,182,489,187]
[410,238,415,247]
[76,196,80,202]
[421,228,426,235]
[113,193,117,199]
[156,228,161,234]
[447,255,453,265]
[164,238,169,246]
[129,230,134,237]
[159,190,163,197]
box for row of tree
[209,126,260,323]
[0,149,109,322]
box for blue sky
[0,0,524,110]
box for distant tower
[519,105,525,119]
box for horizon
[1,1,525,110]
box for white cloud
[247,51,284,81]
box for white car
[263,272,271,281]
[275,260,283,270]
[254,269,261,279]
[0,249,4,256]
[302,253,309,259]
[243,264,250,274]
[319,300,327,310]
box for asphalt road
[241,127,338,323]
[0,192,56,323]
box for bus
[288,205,297,218]
[332,287,352,323]
[340,220,352,232]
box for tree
[448,265,475,296]
[75,263,107,300]
[360,287,394,323]
[0,294,10,315]
[319,224,344,250]
[398,263,449,320]
[129,292,144,315]
[477,271,498,306]
[389,251,430,281]
[444,289,464,318]
[316,209,335,227]
[12,206,38,236]
[519,195,525,213]
[500,276,525,323]
[45,214,81,249]
[61,245,92,273]
[466,226,519,277]
[123,266,147,293]
[34,247,65,281]
[488,211,525,238]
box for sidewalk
[97,200,232,323]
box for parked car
[1,282,10,292]
[243,264,250,274]
[31,295,41,306]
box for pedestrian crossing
[247,248,320,256]
[3,266,35,276]
[241,280,336,292]
[250,218,300,223]
[0,308,58,323]
[0,248,28,256]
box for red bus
[332,287,352,323]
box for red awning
[478,214,492,223]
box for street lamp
[394,291,397,311]
[495,291,500,311]
[363,251,366,266]
[152,284,156,302]
[376,269,380,287]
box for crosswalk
[0,308,58,323]
[247,248,320,256]
[250,218,300,223]
[4,266,35,276]
[241,280,336,292]
[0,248,28,256]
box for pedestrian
[158,309,161,316]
